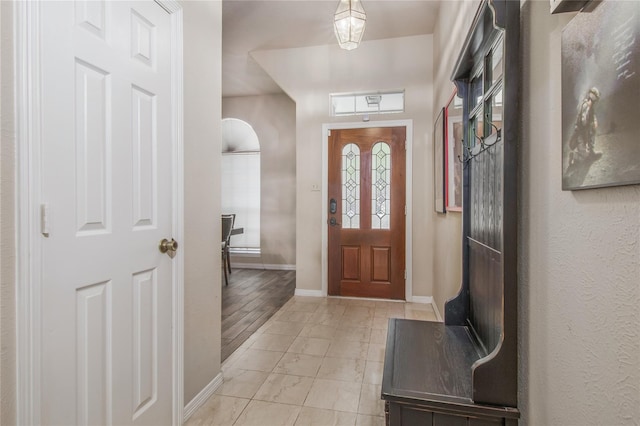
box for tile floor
[186,296,438,426]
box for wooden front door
[328,127,406,299]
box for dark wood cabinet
[387,402,517,426]
[381,0,520,423]
[382,319,519,425]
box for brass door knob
[159,238,178,256]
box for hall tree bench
[381,0,520,424]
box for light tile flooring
[186,296,438,426]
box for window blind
[221,152,260,249]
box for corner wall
[519,1,639,423]
[182,0,223,405]
[222,94,296,268]
[431,0,480,316]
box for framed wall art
[445,90,463,211]
[434,107,446,213]
[561,0,640,190]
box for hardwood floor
[221,268,295,361]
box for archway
[221,118,260,251]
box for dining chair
[221,214,235,286]
[227,214,236,275]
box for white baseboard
[432,301,443,322]
[328,296,404,303]
[183,372,223,422]
[294,289,324,297]
[263,263,296,271]
[410,296,443,322]
[410,296,433,304]
[231,263,296,271]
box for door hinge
[404,140,407,150]
[405,205,407,215]
[41,203,50,237]
[328,129,331,137]
[404,270,407,280]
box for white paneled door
[40,1,175,424]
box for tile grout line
[205,295,436,425]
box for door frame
[14,2,185,424]
[321,120,413,300]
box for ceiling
[222,0,441,97]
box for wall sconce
[334,0,366,51]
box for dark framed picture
[434,107,446,213]
[445,90,463,211]
[561,0,640,190]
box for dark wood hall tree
[382,0,521,423]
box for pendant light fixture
[333,0,366,51]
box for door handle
[329,217,341,227]
[330,198,337,214]
[159,238,178,258]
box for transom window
[331,90,405,117]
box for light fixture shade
[334,0,366,51]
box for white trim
[16,2,43,423]
[16,2,185,424]
[432,301,444,322]
[405,123,414,302]
[230,263,296,271]
[321,119,414,300]
[409,296,443,322]
[262,264,295,271]
[182,373,224,423]
[294,289,324,298]
[410,296,433,304]
[160,1,185,424]
[157,0,182,14]
[328,296,405,303]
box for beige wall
[519,0,639,423]
[431,0,480,316]
[183,0,223,405]
[432,0,640,423]
[1,1,17,424]
[222,94,296,267]
[253,35,435,298]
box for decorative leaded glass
[371,142,391,229]
[342,143,360,229]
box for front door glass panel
[371,142,391,230]
[342,143,361,229]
